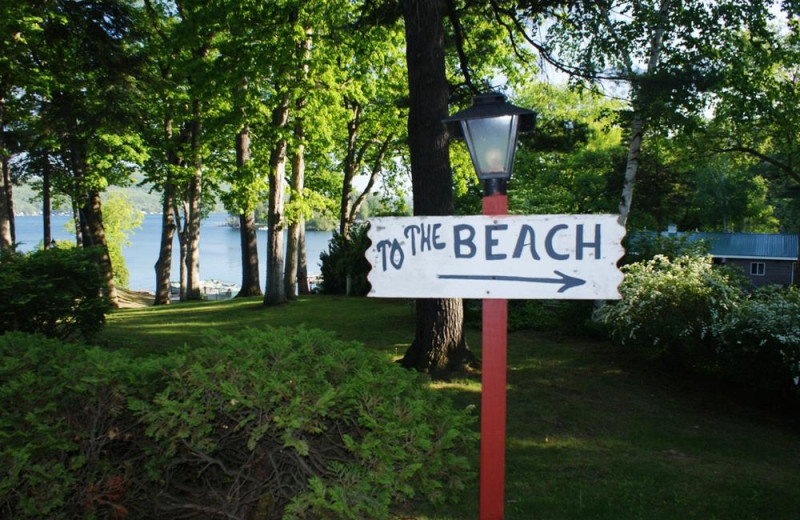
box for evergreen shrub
[0,246,110,339]
[319,224,371,295]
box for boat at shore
[169,280,241,301]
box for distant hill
[13,181,182,216]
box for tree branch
[487,0,631,83]
[446,0,479,94]
[349,133,394,225]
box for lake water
[14,213,333,292]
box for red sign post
[480,192,509,520]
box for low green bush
[0,246,110,339]
[133,327,475,519]
[0,332,166,519]
[0,328,475,519]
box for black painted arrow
[437,270,586,293]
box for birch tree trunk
[285,32,311,301]
[617,0,668,227]
[174,199,189,301]
[284,133,305,300]
[71,199,83,248]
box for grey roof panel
[687,233,798,260]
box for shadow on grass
[500,332,800,520]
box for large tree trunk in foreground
[399,0,475,378]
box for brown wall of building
[725,259,795,288]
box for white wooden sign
[366,214,625,300]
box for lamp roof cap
[443,92,536,139]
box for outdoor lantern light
[443,92,536,194]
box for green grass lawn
[102,295,800,520]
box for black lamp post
[443,92,535,196]
[444,92,535,520]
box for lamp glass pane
[462,115,516,178]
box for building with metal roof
[686,233,798,287]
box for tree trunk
[285,110,308,299]
[174,199,189,301]
[284,145,304,300]
[2,163,13,245]
[0,91,13,249]
[71,198,83,248]
[154,180,176,305]
[1,157,13,247]
[235,125,262,297]
[297,225,310,295]
[154,118,180,305]
[82,189,118,306]
[42,156,52,249]
[339,102,361,239]
[399,0,475,377]
[0,157,10,249]
[263,95,290,306]
[617,0,668,227]
[618,114,644,227]
[285,30,311,300]
[185,102,202,300]
[348,134,393,226]
[237,212,262,297]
